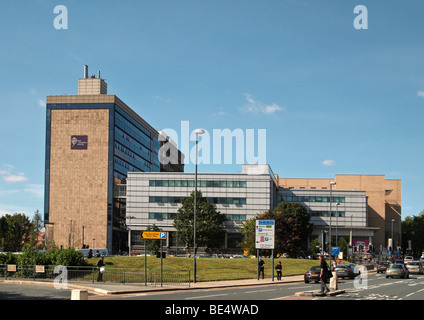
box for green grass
[86,256,327,282]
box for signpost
[140,231,167,286]
[255,220,275,281]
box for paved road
[0,283,73,300]
[323,272,424,300]
[2,272,424,301]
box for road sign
[140,231,167,240]
[255,220,275,249]
[332,247,340,255]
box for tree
[402,210,424,256]
[0,213,32,252]
[240,201,313,257]
[337,237,348,259]
[30,209,44,249]
[174,191,227,252]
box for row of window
[148,196,247,205]
[149,180,247,188]
[148,212,246,221]
[282,196,346,203]
[310,211,346,217]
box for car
[304,266,330,283]
[404,256,414,264]
[376,261,389,273]
[335,264,359,279]
[405,261,423,274]
[386,263,409,279]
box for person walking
[275,261,282,280]
[319,255,330,295]
[258,258,265,279]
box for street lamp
[193,128,205,283]
[391,218,395,255]
[329,181,336,269]
[127,215,136,256]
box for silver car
[386,263,409,279]
[405,261,423,274]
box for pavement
[0,274,345,297]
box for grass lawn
[86,256,327,282]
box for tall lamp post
[329,181,336,269]
[193,128,205,283]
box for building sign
[71,135,88,150]
[255,220,275,249]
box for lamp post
[391,218,395,256]
[193,128,205,283]
[329,181,336,270]
[127,215,135,256]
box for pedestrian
[258,258,265,279]
[275,261,282,280]
[97,256,105,282]
[319,255,330,295]
[87,249,93,259]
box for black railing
[0,264,191,287]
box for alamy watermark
[54,265,68,289]
[53,4,369,31]
[158,121,267,166]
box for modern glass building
[44,67,183,253]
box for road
[2,272,424,301]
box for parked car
[386,263,409,279]
[304,266,330,283]
[405,261,423,274]
[335,264,359,279]
[376,261,389,273]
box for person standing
[319,255,330,294]
[275,261,282,280]
[97,256,105,282]
[258,258,265,279]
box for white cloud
[240,94,285,115]
[3,173,28,183]
[0,165,28,183]
[322,159,336,166]
[38,99,46,107]
[418,91,424,98]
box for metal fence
[0,264,191,287]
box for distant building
[126,164,278,253]
[44,66,183,253]
[278,175,401,252]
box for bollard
[329,271,338,291]
[71,289,88,300]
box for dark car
[335,264,359,279]
[304,266,330,283]
[377,261,389,273]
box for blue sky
[0,1,423,220]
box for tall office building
[44,66,183,253]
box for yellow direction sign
[140,231,167,240]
